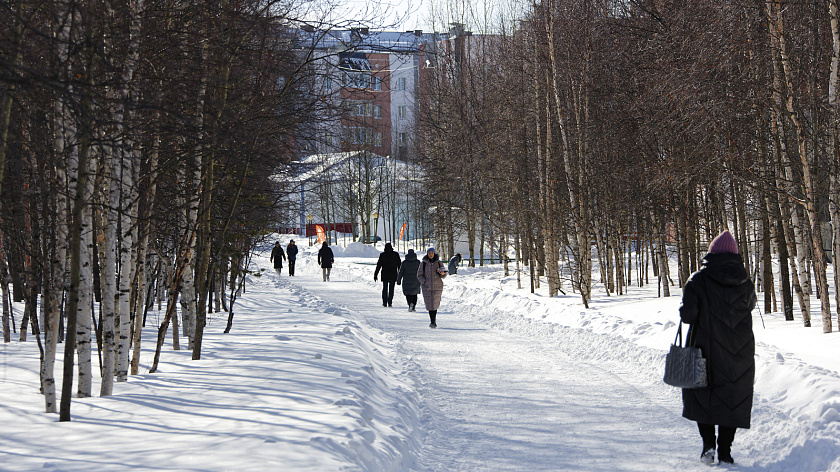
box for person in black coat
[374,243,401,307]
[679,230,756,465]
[396,249,421,311]
[317,242,334,281]
[270,242,285,275]
[286,240,298,276]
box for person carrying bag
[672,230,756,466]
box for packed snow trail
[283,260,713,471]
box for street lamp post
[306,214,313,246]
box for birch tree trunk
[59,89,92,421]
[98,152,118,395]
[828,0,840,327]
[768,0,831,330]
[75,153,95,398]
[544,0,590,305]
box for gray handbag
[663,323,707,389]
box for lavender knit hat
[708,230,739,254]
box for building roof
[298,28,447,54]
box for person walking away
[417,247,447,328]
[448,253,462,275]
[374,243,401,307]
[679,230,756,465]
[317,241,334,281]
[286,240,298,276]
[270,242,285,276]
[397,249,421,311]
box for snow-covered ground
[2,238,840,471]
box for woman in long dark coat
[396,249,421,311]
[270,242,285,275]
[317,242,334,281]
[417,247,446,328]
[374,243,401,307]
[679,230,756,465]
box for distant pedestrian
[317,241,334,281]
[270,242,285,275]
[679,230,756,465]
[397,249,421,312]
[448,253,462,275]
[417,247,446,328]
[374,243,401,307]
[286,240,298,276]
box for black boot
[698,423,716,464]
[718,427,736,464]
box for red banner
[399,223,407,241]
[315,224,326,243]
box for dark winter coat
[318,243,334,268]
[270,245,286,269]
[397,251,421,295]
[374,243,401,281]
[448,254,462,275]
[417,254,446,311]
[679,252,756,429]
[286,242,298,261]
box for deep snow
[2,238,840,471]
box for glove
[374,276,378,281]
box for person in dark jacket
[374,243,401,307]
[270,242,285,275]
[417,247,447,328]
[286,240,298,276]
[448,253,462,275]
[317,242,334,281]
[397,249,421,311]
[679,230,756,465]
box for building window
[372,76,382,91]
[398,132,407,146]
[323,76,332,90]
[343,71,371,89]
[345,100,373,117]
[396,77,406,91]
[348,127,382,146]
[373,104,382,118]
[398,105,407,119]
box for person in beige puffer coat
[417,247,447,328]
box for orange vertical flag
[399,223,407,241]
[315,224,326,243]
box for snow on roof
[298,29,445,54]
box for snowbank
[342,242,381,258]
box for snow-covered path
[284,261,709,471]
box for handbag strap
[673,322,684,347]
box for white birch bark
[765,0,811,326]
[45,1,74,413]
[114,0,145,380]
[75,166,94,398]
[544,1,590,305]
[98,153,118,395]
[179,164,196,348]
[828,0,840,326]
[115,148,135,382]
